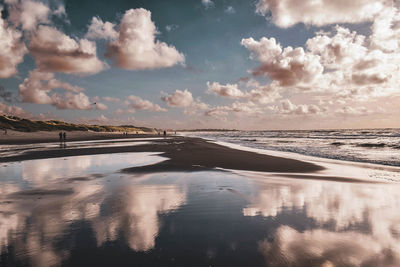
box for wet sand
[0,136,323,173]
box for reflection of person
[59,132,62,141]
[63,132,66,141]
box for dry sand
[0,130,156,145]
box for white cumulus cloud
[0,13,27,78]
[125,95,166,112]
[241,37,323,86]
[7,0,51,31]
[207,81,246,98]
[29,25,106,75]
[18,69,94,110]
[255,0,389,28]
[85,17,118,40]
[161,89,194,107]
[105,8,185,70]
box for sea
[181,128,400,167]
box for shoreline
[0,135,324,174]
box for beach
[1,133,400,266]
[0,130,156,145]
[0,134,323,173]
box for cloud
[52,92,93,110]
[53,4,67,18]
[205,101,263,119]
[204,108,228,119]
[165,24,179,32]
[241,37,323,86]
[95,102,108,110]
[207,80,281,104]
[273,99,323,115]
[207,81,246,98]
[311,24,399,98]
[7,0,51,31]
[29,25,106,75]
[102,96,120,103]
[247,83,282,104]
[125,95,166,112]
[161,89,209,115]
[306,26,367,69]
[0,102,30,117]
[18,69,94,110]
[201,0,215,9]
[255,0,389,28]
[225,6,236,14]
[183,98,209,115]
[161,89,194,107]
[91,114,109,124]
[85,17,118,40]
[335,106,371,116]
[370,6,400,53]
[0,14,27,78]
[242,6,400,102]
[105,8,185,70]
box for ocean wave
[184,129,400,167]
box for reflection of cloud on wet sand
[92,184,186,251]
[259,225,400,267]
[243,177,400,266]
[0,184,22,248]
[21,156,97,186]
[243,178,400,230]
[0,179,186,265]
[18,152,166,187]
[0,181,103,267]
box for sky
[0,0,399,130]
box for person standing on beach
[63,132,66,141]
[59,132,62,141]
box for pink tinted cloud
[105,8,185,70]
[30,26,105,75]
[0,15,27,78]
[18,69,94,110]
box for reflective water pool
[0,138,158,158]
[1,152,400,266]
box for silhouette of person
[63,132,66,141]
[163,130,166,137]
[59,132,62,142]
